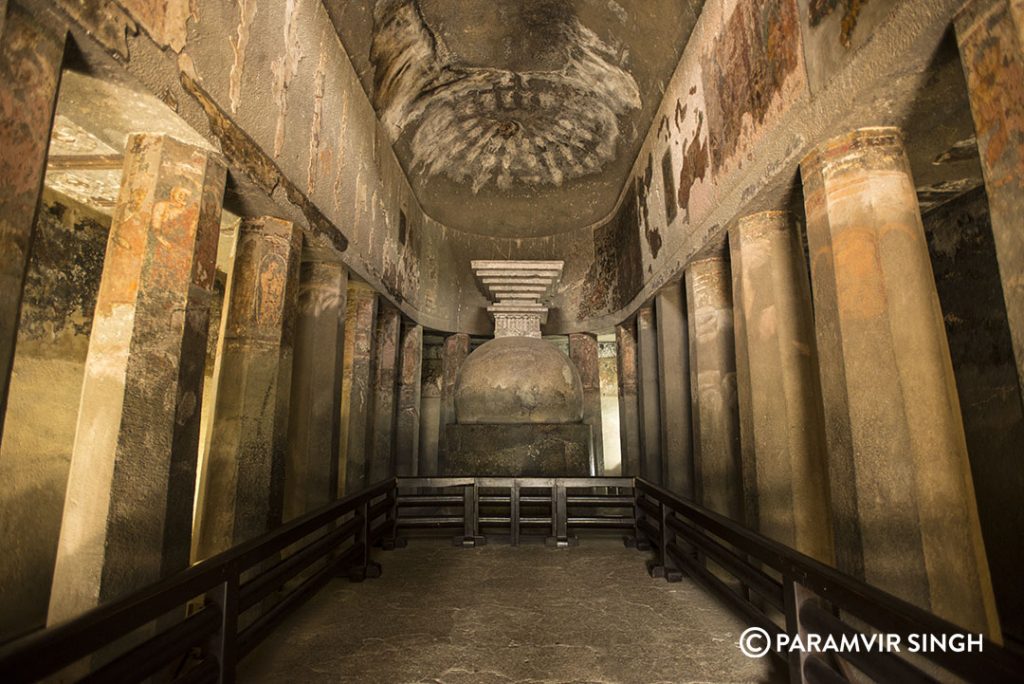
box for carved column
[685,257,742,522]
[438,332,470,474]
[0,7,64,443]
[615,321,642,477]
[655,280,694,497]
[395,323,423,476]
[195,218,301,559]
[569,333,604,475]
[283,256,347,520]
[636,305,662,484]
[338,283,377,494]
[802,127,999,636]
[369,302,401,483]
[955,0,1024,396]
[730,211,833,562]
[49,134,226,623]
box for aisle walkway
[241,538,783,683]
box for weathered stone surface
[802,127,999,636]
[729,211,832,563]
[445,424,591,477]
[569,333,604,475]
[456,337,584,425]
[956,0,1024,400]
[685,256,742,522]
[437,332,470,472]
[284,257,347,520]
[0,7,64,443]
[394,323,423,476]
[636,304,662,484]
[615,321,642,477]
[49,134,226,624]
[196,217,301,559]
[0,193,109,641]
[339,284,377,494]
[418,340,443,476]
[655,280,694,497]
[369,302,401,483]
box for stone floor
[240,537,785,683]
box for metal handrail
[631,478,1024,684]
[0,478,398,684]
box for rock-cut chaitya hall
[0,0,1023,682]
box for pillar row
[283,256,347,520]
[801,127,999,636]
[685,256,742,523]
[0,6,64,443]
[195,217,302,559]
[395,323,423,476]
[615,321,642,477]
[636,304,662,484]
[49,134,226,624]
[339,283,377,494]
[569,333,604,475]
[730,211,833,563]
[655,281,694,497]
[369,302,401,483]
[955,0,1024,397]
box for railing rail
[0,478,398,684]
[631,478,1024,684]
[396,476,635,547]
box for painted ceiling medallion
[371,0,642,193]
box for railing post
[647,501,683,582]
[783,573,816,684]
[454,480,485,547]
[625,478,641,548]
[207,575,239,684]
[546,481,576,548]
[381,480,406,550]
[511,479,521,547]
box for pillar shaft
[369,302,401,483]
[730,211,833,562]
[339,284,377,494]
[685,257,742,522]
[569,333,604,475]
[196,218,302,559]
[615,322,642,477]
[802,127,998,635]
[955,0,1024,396]
[395,324,423,476]
[636,305,662,483]
[0,7,64,442]
[283,258,347,520]
[655,281,694,497]
[438,332,470,474]
[49,134,226,623]
[418,342,443,476]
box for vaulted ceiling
[324,0,705,238]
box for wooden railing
[0,478,398,684]
[632,478,1024,684]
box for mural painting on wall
[370,0,642,192]
[808,0,867,46]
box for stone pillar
[395,323,423,476]
[955,0,1024,397]
[195,218,302,559]
[338,283,377,494]
[369,302,401,483]
[636,305,663,484]
[569,333,604,475]
[685,257,742,522]
[48,134,226,624]
[438,332,470,474]
[801,127,999,636]
[418,342,443,476]
[283,255,347,520]
[615,321,642,477]
[729,211,833,563]
[655,281,694,497]
[0,7,64,443]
